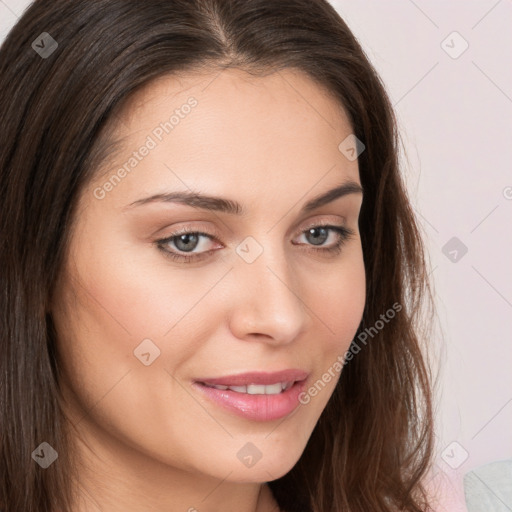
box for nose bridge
[229,235,308,343]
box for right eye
[155,228,222,263]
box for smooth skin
[51,67,366,512]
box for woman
[0,1,435,510]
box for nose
[227,242,310,346]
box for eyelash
[155,224,355,263]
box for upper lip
[197,369,309,387]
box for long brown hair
[0,1,435,510]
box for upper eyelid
[161,215,350,239]
[166,222,347,238]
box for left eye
[296,225,343,246]
[156,224,354,262]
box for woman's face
[52,68,365,489]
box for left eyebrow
[301,181,363,213]
[124,180,363,215]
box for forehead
[89,67,360,209]
[120,66,350,127]
[112,66,354,152]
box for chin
[223,445,304,483]
[225,462,297,484]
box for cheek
[68,229,214,346]
[53,237,227,409]
[51,261,219,470]
[308,246,366,355]
[293,255,365,425]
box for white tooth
[229,385,247,393]
[246,383,284,395]
[263,383,283,395]
[212,384,228,390]
[227,383,291,394]
[247,384,266,394]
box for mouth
[193,370,309,422]
[201,381,296,394]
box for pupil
[175,234,199,252]
[307,227,327,245]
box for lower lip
[192,380,307,422]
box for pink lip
[193,369,309,422]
